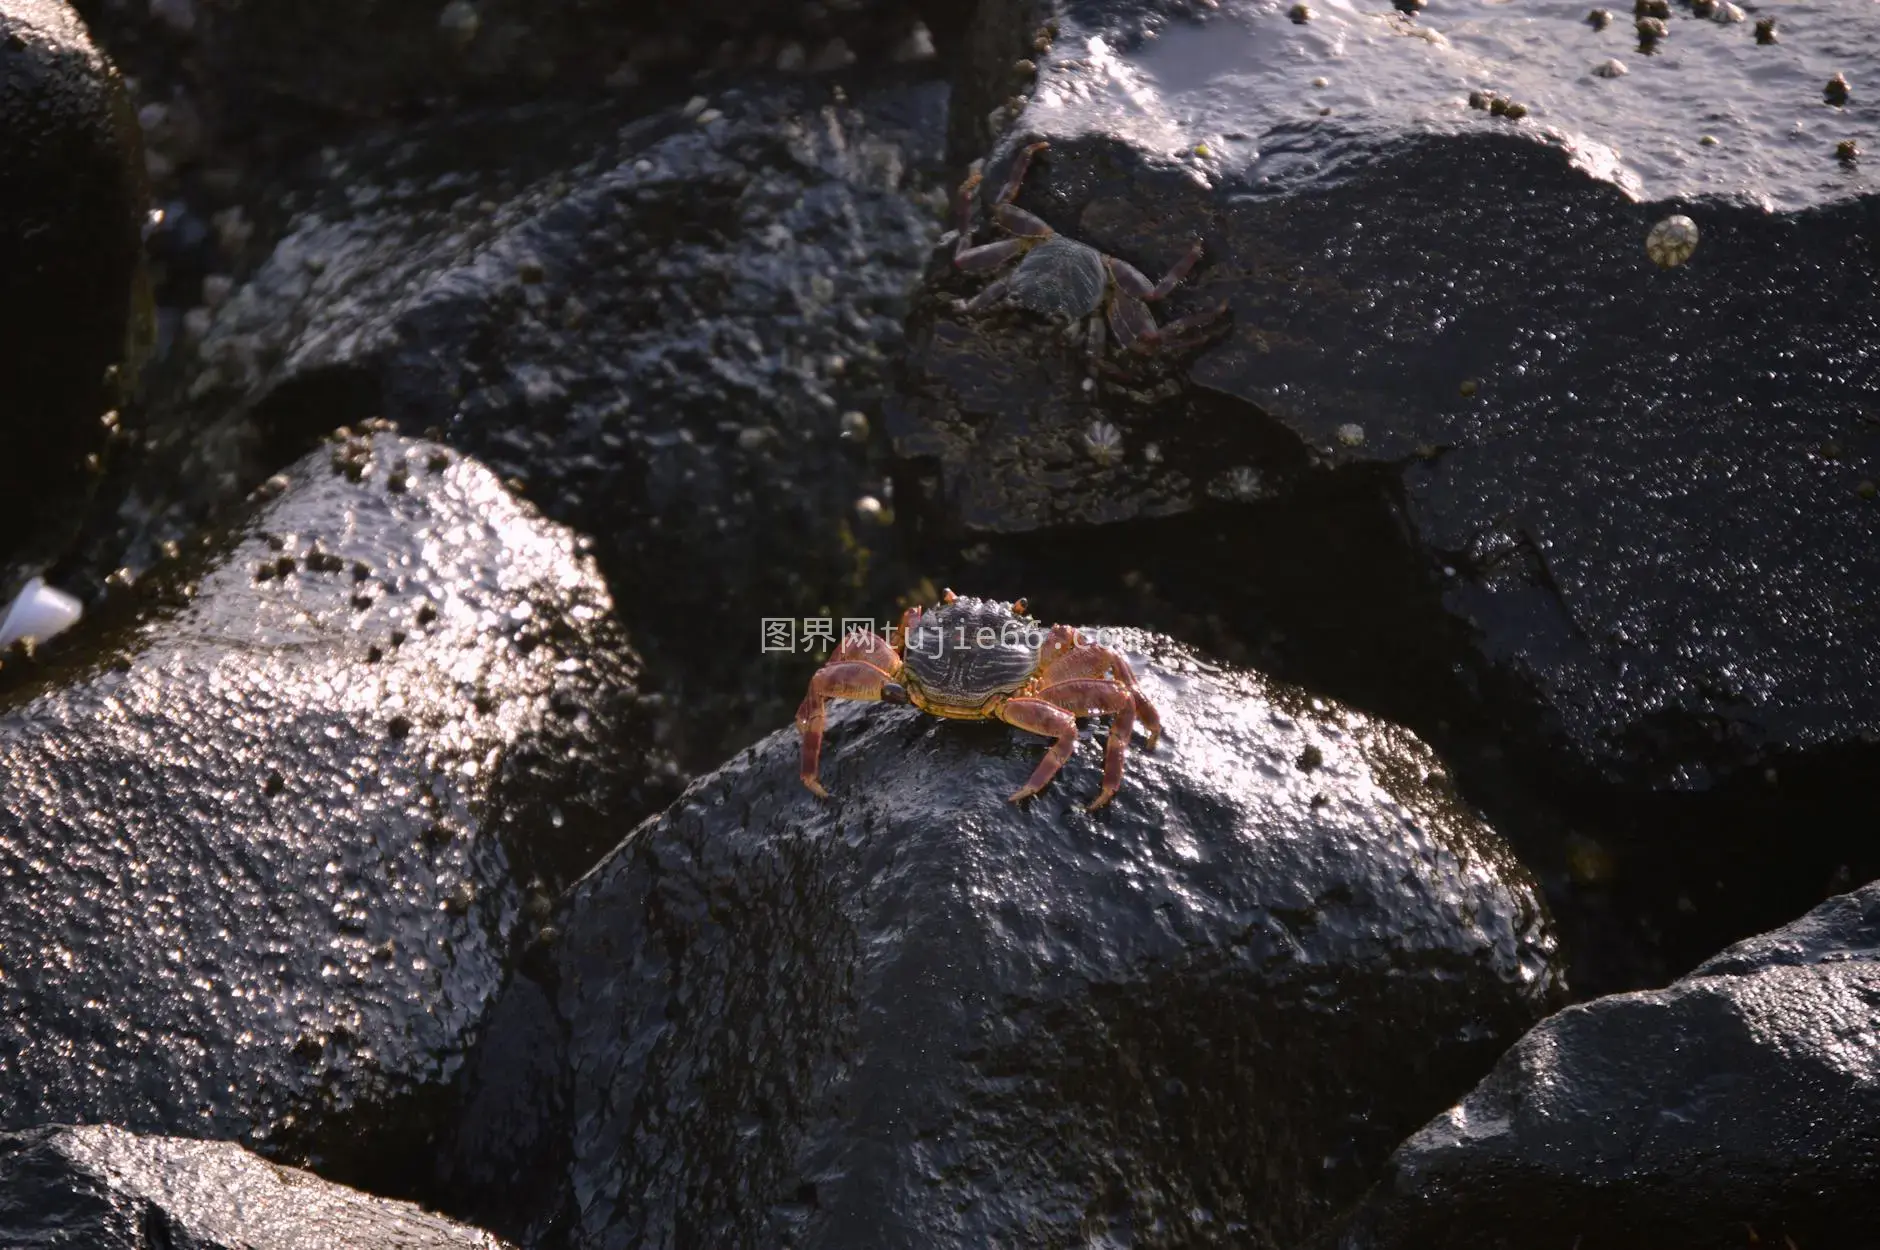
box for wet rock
[0,1123,510,1248]
[127,0,954,128]
[0,432,671,1192]
[1333,881,1880,1249]
[896,0,1880,795]
[0,0,149,597]
[445,631,1562,1247]
[136,80,947,772]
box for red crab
[795,591,1162,810]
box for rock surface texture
[19,0,1880,1242]
[0,432,669,1190]
[898,0,1880,792]
[1333,881,1880,1249]
[446,633,1562,1249]
[120,80,949,771]
[0,0,147,595]
[0,1123,510,1249]
[111,0,951,128]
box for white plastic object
[0,578,83,649]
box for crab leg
[953,142,1051,261]
[992,140,1050,205]
[956,198,1052,276]
[796,628,904,797]
[1107,288,1225,357]
[796,662,897,797]
[952,168,985,258]
[1002,679,1141,810]
[997,697,1082,804]
[1035,625,1161,748]
[956,239,1027,274]
[1150,301,1231,349]
[1036,679,1140,810]
[961,274,1016,312]
[992,203,1053,238]
[1107,291,1157,353]
[835,624,902,670]
[1109,240,1205,301]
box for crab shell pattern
[794,591,1162,810]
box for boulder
[445,630,1562,1248]
[124,79,950,772]
[0,0,148,594]
[0,1123,510,1249]
[99,0,949,135]
[894,0,1880,791]
[0,431,672,1193]
[1333,881,1880,1249]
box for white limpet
[1083,419,1124,464]
[0,578,83,649]
[1645,214,1699,268]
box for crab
[951,140,1228,367]
[795,590,1162,810]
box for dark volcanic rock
[1333,880,1880,1249]
[895,0,1880,791]
[0,431,671,1191]
[446,631,1562,1248]
[109,0,950,135]
[0,1123,509,1249]
[121,80,949,772]
[0,0,148,596]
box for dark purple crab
[795,590,1162,810]
[951,141,1228,367]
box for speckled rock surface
[0,0,147,597]
[0,431,672,1192]
[106,80,947,773]
[0,1123,510,1249]
[894,0,1880,792]
[444,632,1562,1248]
[1332,880,1880,1249]
[108,0,951,128]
